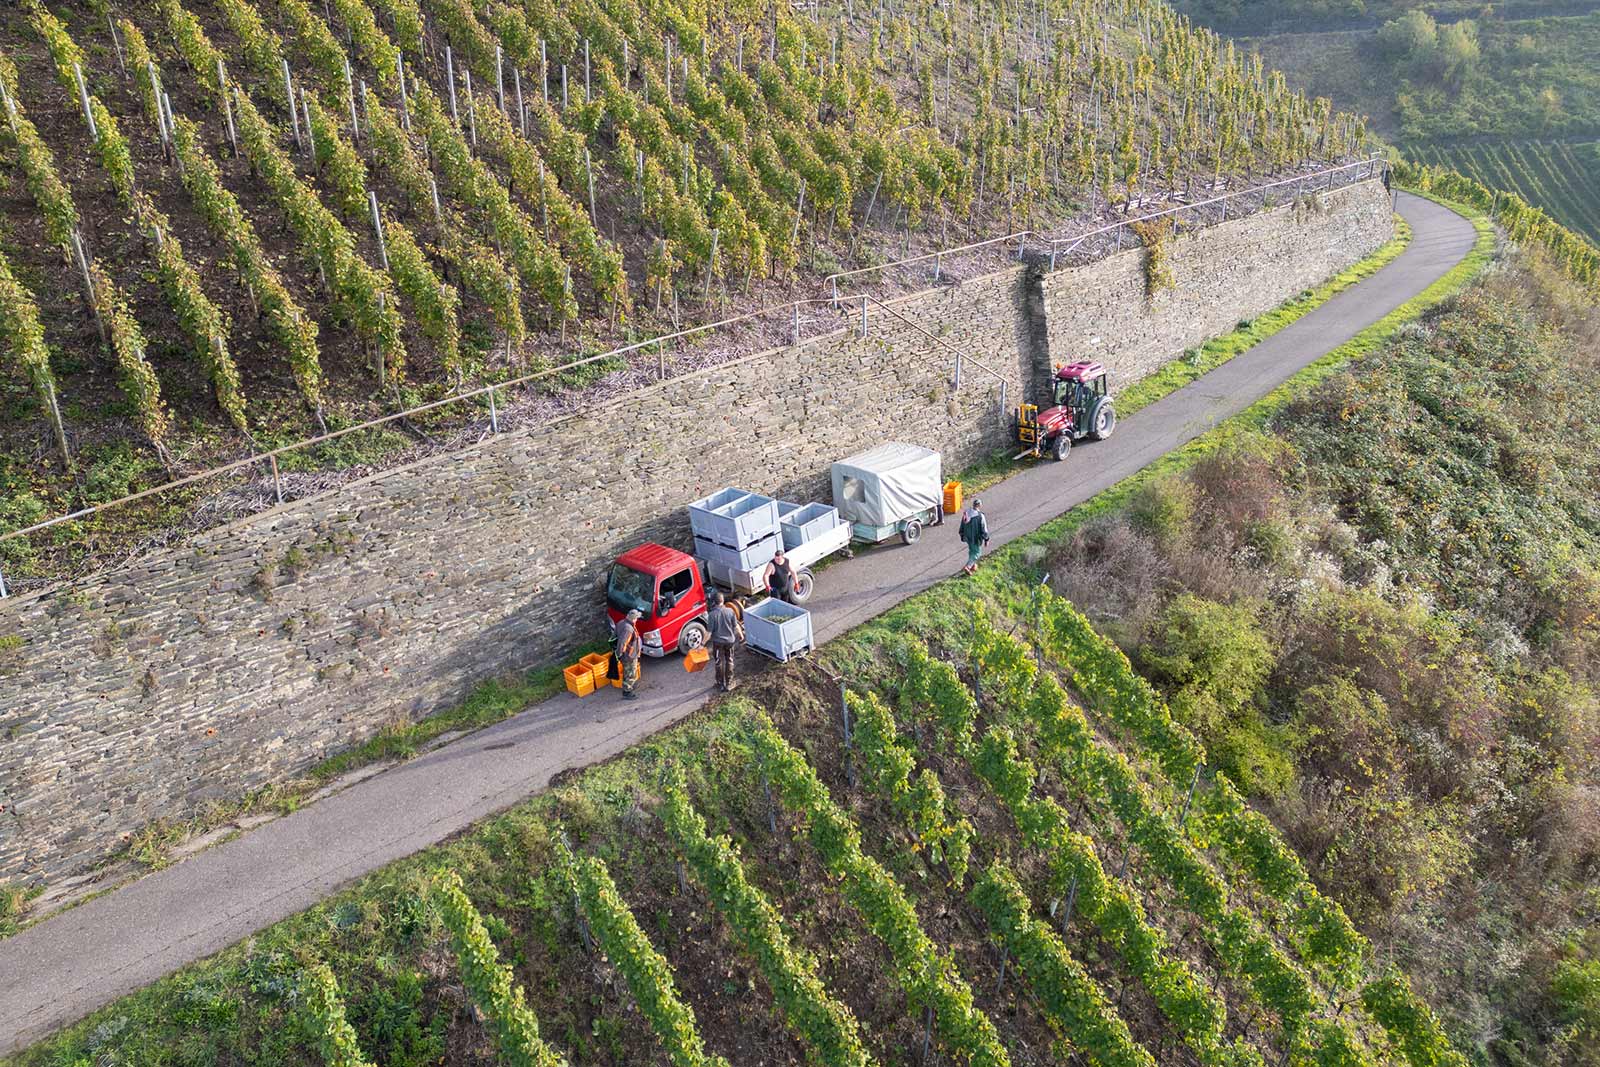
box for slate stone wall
[0,178,1392,886]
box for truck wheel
[901,518,923,545]
[678,621,708,653]
[1052,434,1072,461]
[1089,398,1117,441]
[791,569,815,604]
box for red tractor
[1015,361,1116,461]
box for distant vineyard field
[1411,140,1600,244]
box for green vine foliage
[1042,593,1369,986]
[970,862,1155,1067]
[0,47,77,252]
[302,963,376,1067]
[433,871,568,1067]
[848,690,973,886]
[749,713,1011,1067]
[0,245,70,466]
[661,771,876,1067]
[1360,973,1469,1067]
[557,842,728,1067]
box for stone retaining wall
[0,178,1394,886]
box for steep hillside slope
[0,0,1368,580]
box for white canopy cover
[830,442,943,527]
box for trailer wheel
[791,569,815,603]
[901,518,923,545]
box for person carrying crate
[707,590,745,692]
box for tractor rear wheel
[1052,434,1072,461]
[1089,398,1117,441]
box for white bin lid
[830,443,942,527]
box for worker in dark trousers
[764,548,799,603]
[615,608,643,700]
[958,499,990,576]
[707,590,744,692]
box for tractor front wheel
[1052,434,1072,461]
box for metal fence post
[859,295,868,338]
[488,386,500,433]
[792,303,800,346]
[933,252,941,281]
[831,276,838,308]
[268,454,284,505]
[998,380,1006,423]
[0,562,8,598]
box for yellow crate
[580,652,612,687]
[943,480,963,514]
[563,663,596,697]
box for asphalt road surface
[0,192,1478,1055]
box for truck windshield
[607,565,654,614]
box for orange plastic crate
[563,663,596,697]
[580,652,612,687]
[683,648,710,673]
[943,480,963,514]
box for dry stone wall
[0,179,1393,886]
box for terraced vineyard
[19,586,1470,1067]
[0,0,1369,569]
[1411,141,1600,245]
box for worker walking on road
[764,548,799,604]
[616,608,643,700]
[707,590,744,693]
[958,499,990,576]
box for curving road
[0,192,1479,1056]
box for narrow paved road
[0,192,1477,1056]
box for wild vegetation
[0,0,1371,584]
[1049,246,1600,1065]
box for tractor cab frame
[1015,361,1116,462]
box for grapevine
[159,0,408,387]
[1360,972,1469,1067]
[382,212,464,379]
[302,962,376,1067]
[0,246,70,467]
[0,48,77,253]
[970,862,1155,1067]
[121,20,325,417]
[433,871,569,1067]
[748,712,1012,1067]
[847,690,973,887]
[34,5,247,432]
[555,840,729,1067]
[660,771,876,1067]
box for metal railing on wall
[0,157,1388,597]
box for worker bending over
[707,590,744,692]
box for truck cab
[605,544,710,656]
